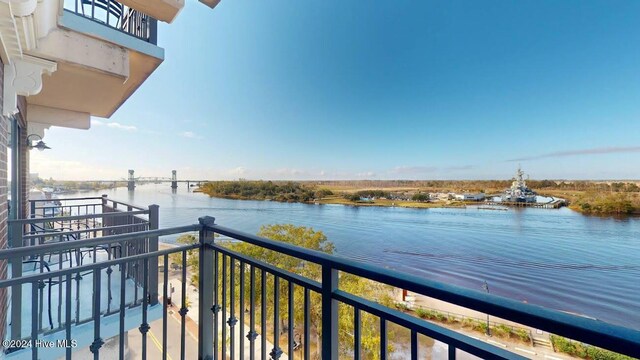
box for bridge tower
[171,170,178,189]
[128,170,135,190]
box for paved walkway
[406,292,572,360]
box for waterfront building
[0,1,637,359]
[454,193,485,201]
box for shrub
[415,308,430,319]
[472,321,488,333]
[439,313,450,322]
[411,193,429,202]
[462,317,475,328]
[550,335,633,360]
[514,328,530,343]
[344,193,362,202]
[493,324,512,338]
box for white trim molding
[3,54,56,115]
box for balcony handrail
[64,0,158,44]
[0,242,198,289]
[0,224,198,261]
[21,222,149,240]
[29,196,104,203]
[103,198,147,211]
[8,209,148,225]
[203,221,640,358]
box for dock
[484,198,566,209]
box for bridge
[124,170,209,190]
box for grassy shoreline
[197,180,640,216]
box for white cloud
[92,119,137,131]
[508,146,640,162]
[180,131,202,139]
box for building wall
[0,56,8,345]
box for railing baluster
[271,276,282,360]
[58,246,63,330]
[65,273,72,360]
[107,242,113,314]
[240,260,246,360]
[261,270,267,360]
[354,307,361,360]
[321,266,338,359]
[222,254,227,360]
[304,288,310,360]
[449,344,457,360]
[380,318,387,360]
[288,281,294,360]
[31,281,39,360]
[75,270,81,324]
[229,257,236,360]
[411,330,417,359]
[162,254,168,360]
[213,250,219,360]
[119,259,126,359]
[249,266,257,360]
[39,262,44,331]
[90,269,103,360]
[180,250,187,360]
[140,258,150,360]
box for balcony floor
[6,250,162,359]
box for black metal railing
[1,216,639,359]
[64,0,158,44]
[6,195,159,351]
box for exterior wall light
[27,134,51,151]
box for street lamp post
[483,281,491,336]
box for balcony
[1,203,639,359]
[5,195,161,359]
[24,0,164,120]
[62,0,158,44]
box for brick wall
[0,56,9,345]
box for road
[128,308,198,360]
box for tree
[411,193,429,202]
[225,224,392,359]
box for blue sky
[33,1,640,180]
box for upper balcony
[1,207,638,359]
[22,0,163,123]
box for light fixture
[27,134,51,151]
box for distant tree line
[199,181,333,203]
[571,192,639,215]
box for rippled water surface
[72,184,640,329]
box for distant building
[454,193,485,201]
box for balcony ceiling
[27,50,161,118]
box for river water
[71,184,640,330]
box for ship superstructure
[503,167,537,203]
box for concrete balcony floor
[6,250,162,360]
